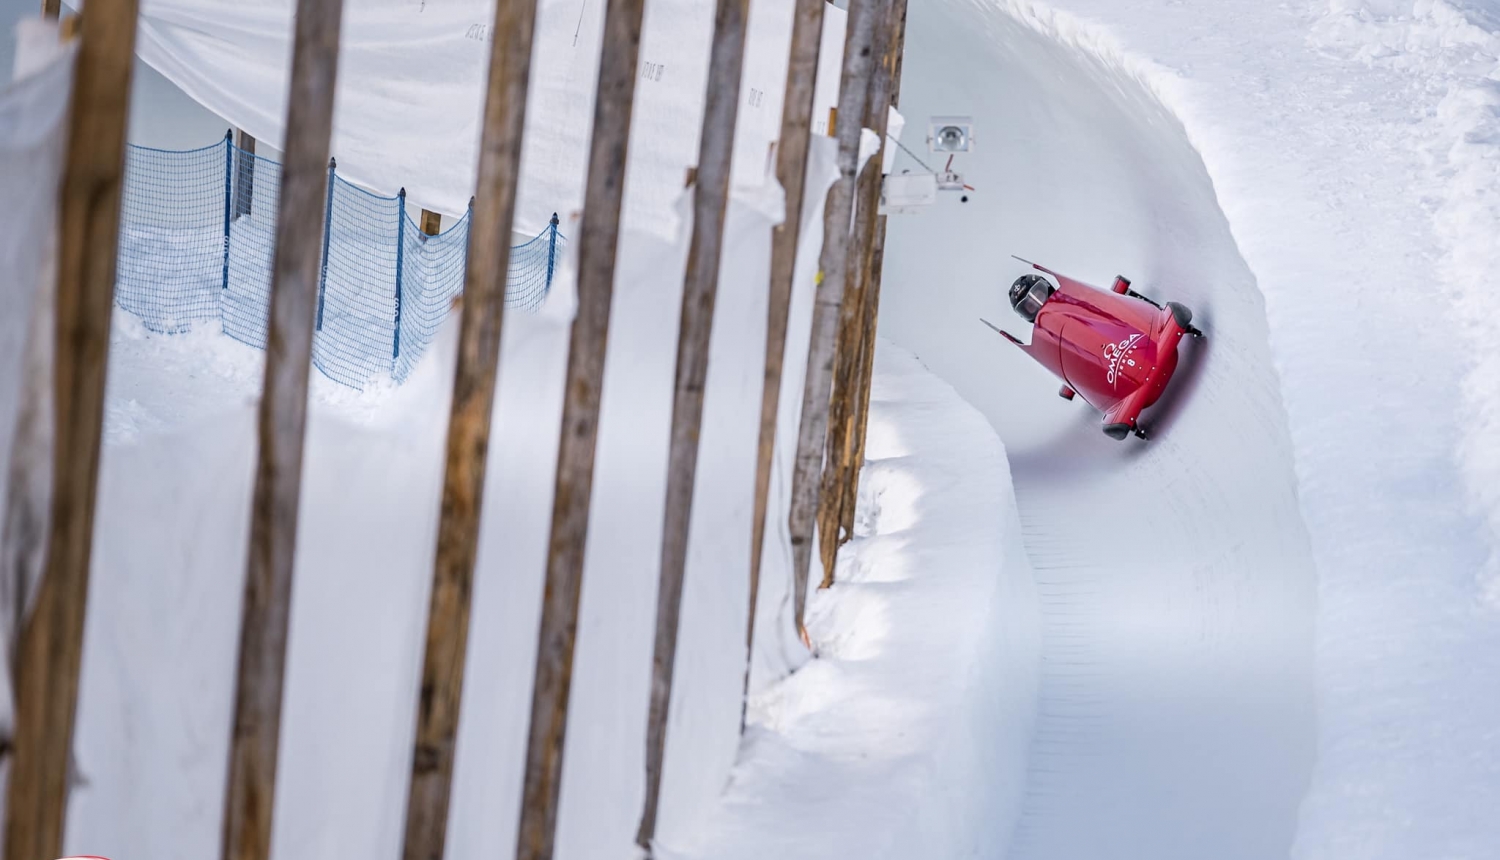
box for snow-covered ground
[6,0,1499,858]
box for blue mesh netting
[116,132,564,389]
[117,141,228,332]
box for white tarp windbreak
[136,0,847,237]
[0,17,73,805]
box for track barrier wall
[115,130,563,388]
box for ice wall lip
[882,1,1318,857]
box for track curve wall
[881,4,1318,858]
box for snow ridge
[962,0,1193,118]
[1313,0,1500,598]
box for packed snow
[2,0,1498,859]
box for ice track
[882,4,1318,859]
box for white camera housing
[928,116,975,153]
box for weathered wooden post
[816,0,904,588]
[234,130,257,220]
[745,0,827,715]
[786,0,883,634]
[221,1,346,859]
[419,209,442,236]
[636,0,752,853]
[839,0,909,547]
[399,0,541,856]
[516,0,646,857]
[3,5,139,859]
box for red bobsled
[986,261,1203,441]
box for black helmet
[1009,274,1054,322]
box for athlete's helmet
[1009,274,1054,322]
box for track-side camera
[928,116,975,153]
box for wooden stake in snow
[234,130,257,220]
[401,2,541,859]
[840,0,909,548]
[745,0,827,715]
[221,1,344,859]
[786,0,884,633]
[636,0,752,852]
[818,0,905,588]
[515,0,645,857]
[3,5,139,858]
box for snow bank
[1310,0,1500,599]
[670,343,1039,860]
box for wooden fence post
[786,0,883,635]
[515,0,646,857]
[221,1,345,859]
[3,4,139,858]
[839,0,908,547]
[744,0,826,720]
[636,0,752,853]
[816,0,903,589]
[420,209,442,236]
[234,130,257,220]
[399,0,541,857]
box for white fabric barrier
[0,18,72,780]
[136,0,847,238]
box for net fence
[117,131,563,388]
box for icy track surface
[887,3,1317,857]
[887,2,1319,858]
[884,1,1500,858]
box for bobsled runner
[984,259,1203,441]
